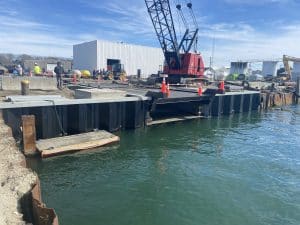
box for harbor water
[28,105,300,225]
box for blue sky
[0,0,299,66]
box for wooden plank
[36,131,120,158]
[147,115,203,126]
[147,117,185,125]
[22,115,37,156]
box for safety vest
[34,65,41,75]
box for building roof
[74,39,161,51]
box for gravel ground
[0,113,36,225]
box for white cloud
[0,16,83,57]
[0,16,51,29]
[200,21,300,66]
[80,0,154,37]
[223,0,292,5]
[0,0,299,68]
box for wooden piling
[22,115,37,156]
[296,78,300,104]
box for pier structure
[0,85,263,140]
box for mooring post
[22,115,37,156]
[21,80,30,95]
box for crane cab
[163,53,205,82]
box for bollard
[21,80,30,95]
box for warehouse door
[107,59,120,71]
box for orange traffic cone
[219,81,225,92]
[166,83,170,97]
[161,77,167,94]
[198,84,203,96]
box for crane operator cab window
[197,58,201,72]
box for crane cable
[173,0,183,38]
[175,0,189,29]
[185,0,199,52]
[185,0,198,29]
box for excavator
[283,55,300,80]
[145,0,205,83]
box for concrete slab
[6,95,66,102]
[1,76,57,91]
[0,96,150,109]
[75,88,127,99]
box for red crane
[145,0,205,83]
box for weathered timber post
[22,115,37,156]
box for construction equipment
[283,55,300,80]
[145,0,204,83]
[106,63,127,81]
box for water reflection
[26,106,300,225]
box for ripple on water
[28,106,300,225]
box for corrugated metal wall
[73,40,164,78]
[73,40,98,71]
[97,40,164,78]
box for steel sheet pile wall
[3,101,148,140]
[208,92,261,117]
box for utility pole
[211,35,215,69]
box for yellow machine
[283,55,300,80]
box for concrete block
[1,76,57,91]
[75,88,127,99]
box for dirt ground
[0,113,36,225]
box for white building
[262,61,278,77]
[73,40,164,78]
[292,62,300,81]
[229,62,249,75]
